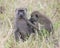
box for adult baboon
[30,11,54,34]
[14,8,30,41]
[14,8,39,42]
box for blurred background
[0,0,60,48]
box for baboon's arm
[24,18,39,31]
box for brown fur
[30,11,54,33]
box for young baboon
[29,12,40,33]
[14,8,39,42]
[30,11,54,34]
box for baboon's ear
[24,8,27,12]
[25,8,27,11]
[15,9,18,16]
[15,9,18,12]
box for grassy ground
[0,0,60,48]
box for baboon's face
[31,12,39,22]
[18,10,25,18]
[16,8,27,19]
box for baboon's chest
[17,19,29,32]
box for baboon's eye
[19,10,24,12]
[35,14,38,18]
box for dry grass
[0,0,60,48]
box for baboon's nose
[20,14,24,18]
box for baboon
[14,8,39,42]
[29,11,54,34]
[29,12,40,33]
[14,8,30,41]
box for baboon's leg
[20,33,27,41]
[14,29,20,42]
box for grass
[0,0,60,48]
